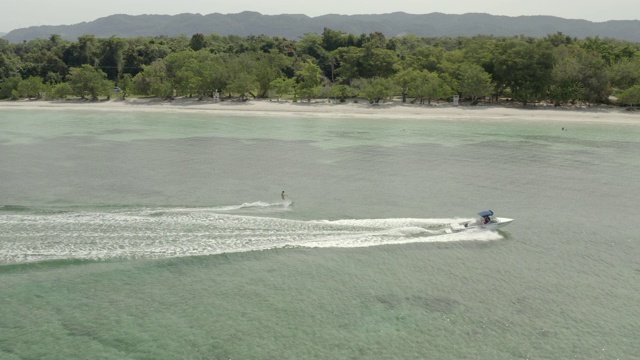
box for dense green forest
[2,29,640,106]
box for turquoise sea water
[1,108,639,359]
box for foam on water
[0,206,502,264]
[166,200,294,213]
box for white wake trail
[0,208,502,264]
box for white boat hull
[449,217,514,232]
[485,217,514,229]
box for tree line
[2,29,640,106]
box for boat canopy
[478,210,494,217]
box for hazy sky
[2,0,640,33]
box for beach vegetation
[409,70,453,105]
[48,82,73,99]
[253,51,290,98]
[458,65,493,103]
[67,64,114,100]
[328,84,356,102]
[270,77,296,101]
[616,85,640,106]
[226,72,256,101]
[576,51,611,105]
[0,76,20,99]
[99,36,127,81]
[118,73,133,100]
[226,53,258,101]
[0,51,22,79]
[63,35,100,68]
[16,76,46,98]
[2,29,640,107]
[353,77,396,104]
[331,46,363,85]
[491,40,554,105]
[189,33,207,51]
[393,68,419,103]
[359,47,397,79]
[608,58,640,91]
[295,59,323,102]
[550,45,584,105]
[132,59,174,98]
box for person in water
[281,191,286,200]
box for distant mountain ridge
[4,11,640,43]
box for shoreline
[1,98,639,124]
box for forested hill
[4,11,640,43]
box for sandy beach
[1,98,639,124]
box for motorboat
[448,210,514,232]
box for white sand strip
[1,98,639,124]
